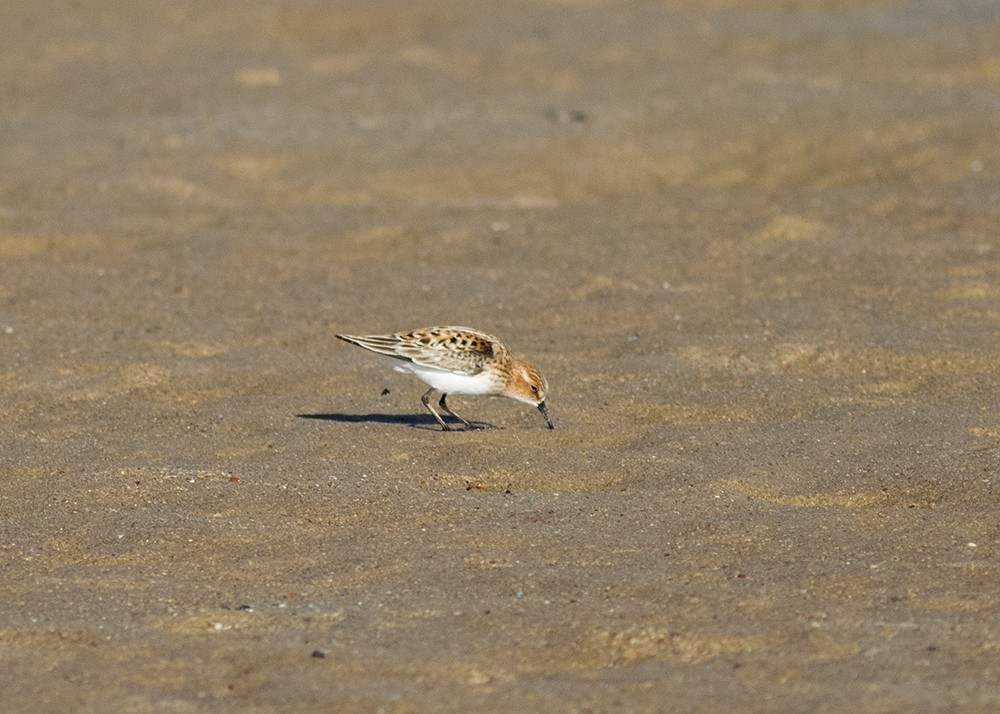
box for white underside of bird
[392,361,499,396]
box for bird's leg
[421,388,452,430]
[439,393,480,430]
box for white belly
[394,362,497,395]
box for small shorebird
[336,326,553,431]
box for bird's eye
[530,384,538,392]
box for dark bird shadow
[296,413,497,431]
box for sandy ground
[3,1,1000,711]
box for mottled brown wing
[396,327,500,374]
[336,327,501,375]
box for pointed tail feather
[336,333,412,361]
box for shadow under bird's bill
[336,326,553,431]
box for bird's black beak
[537,401,554,429]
